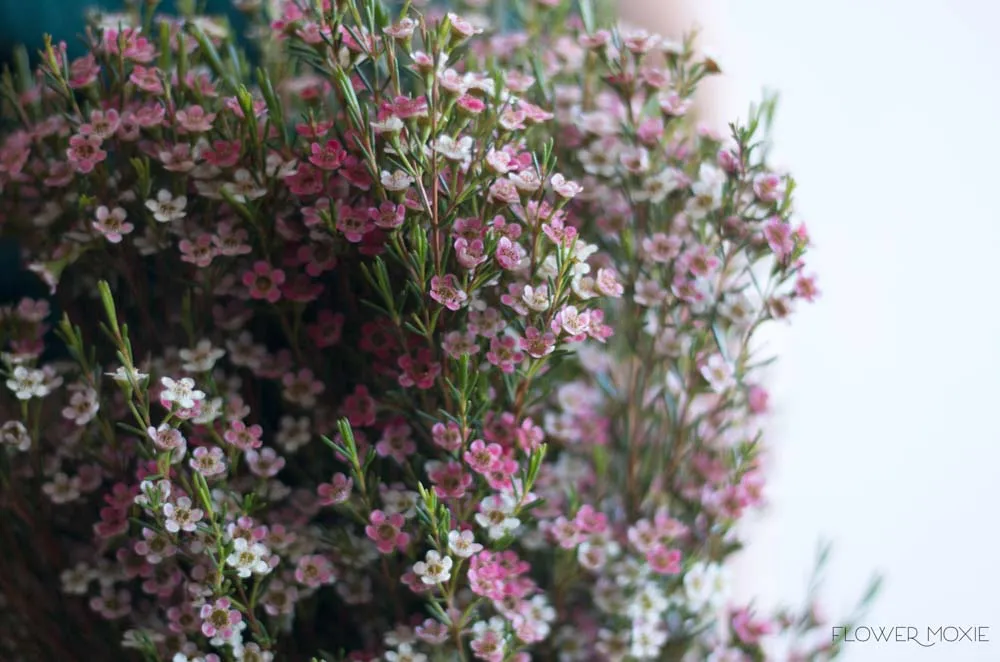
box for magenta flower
[550,173,583,198]
[203,139,242,167]
[343,384,377,427]
[457,94,486,114]
[397,350,442,390]
[732,607,776,645]
[307,310,344,348]
[369,201,406,230]
[133,527,176,564]
[285,163,324,196]
[337,205,375,242]
[488,178,520,205]
[442,330,480,359]
[309,139,347,170]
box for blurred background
[700,1,1000,660]
[0,0,996,659]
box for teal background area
[0,0,242,305]
[0,0,243,62]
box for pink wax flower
[243,261,286,303]
[199,598,242,639]
[365,510,410,554]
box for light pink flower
[175,104,216,133]
[190,446,226,477]
[317,473,353,505]
[763,216,794,260]
[495,237,524,270]
[246,447,285,478]
[243,261,286,303]
[163,496,203,533]
[486,335,525,374]
[429,274,468,311]
[67,134,106,173]
[647,544,682,574]
[550,173,583,198]
[753,171,786,203]
[199,597,242,639]
[365,510,409,554]
[91,206,132,243]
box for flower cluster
[0,1,876,661]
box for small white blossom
[42,472,82,504]
[630,620,668,659]
[276,415,311,452]
[718,292,755,328]
[627,582,669,621]
[686,163,726,219]
[226,538,272,577]
[381,169,414,191]
[384,643,427,662]
[635,167,685,204]
[550,173,583,199]
[475,493,521,540]
[382,488,420,519]
[447,529,483,558]
[6,365,49,399]
[179,339,226,373]
[145,189,187,222]
[163,496,204,533]
[431,135,474,162]
[521,284,551,312]
[223,169,267,202]
[683,561,729,612]
[1,420,31,451]
[159,376,205,409]
[413,550,453,585]
[700,355,736,393]
[60,562,95,595]
[134,479,171,510]
[61,386,99,425]
[371,116,404,134]
[192,397,224,425]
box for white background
[684,1,1000,660]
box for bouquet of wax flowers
[0,0,877,660]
